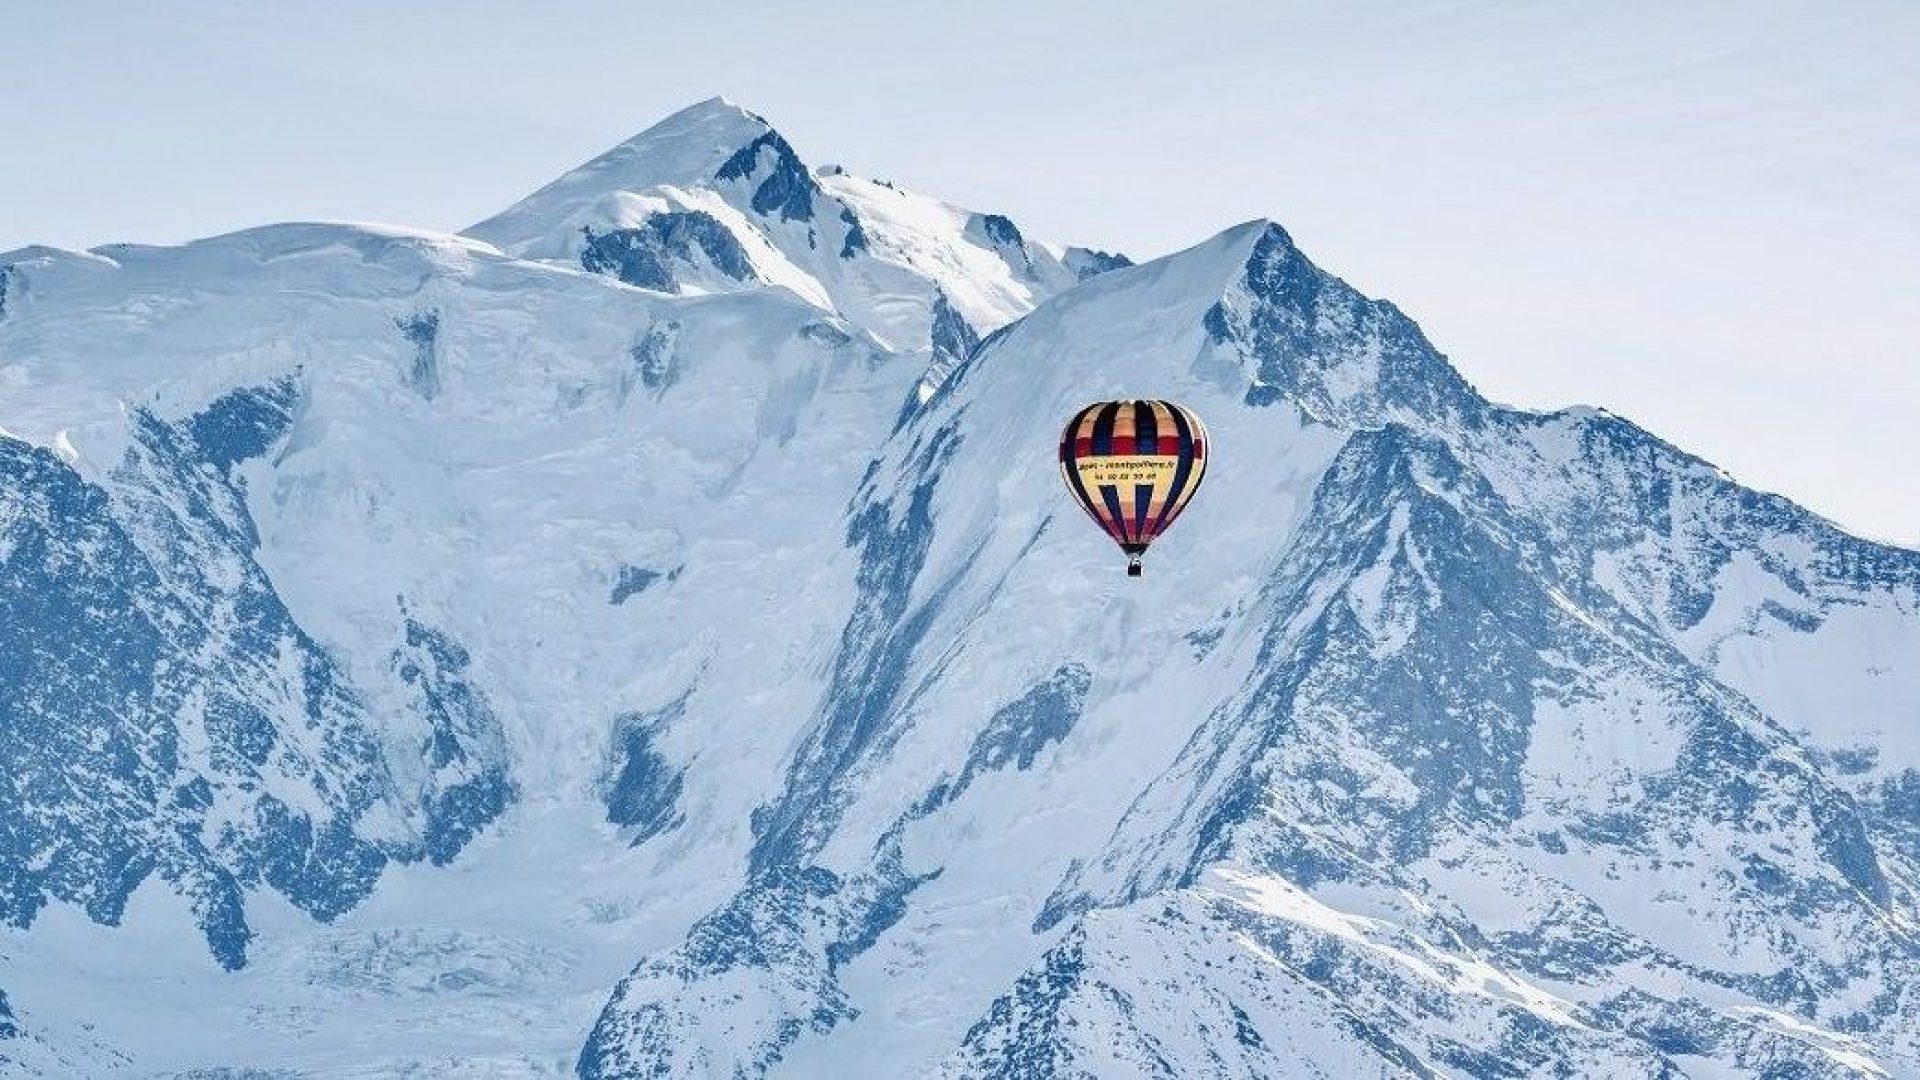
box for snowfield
[3,97,1918,1078]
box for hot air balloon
[1059,399,1209,576]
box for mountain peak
[627,95,773,154]
[1206,216,1475,426]
[678,93,757,119]
[460,98,1121,361]
[464,96,792,254]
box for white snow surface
[3,99,1919,1079]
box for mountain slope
[4,102,1918,1078]
[572,218,1920,1078]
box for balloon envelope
[1058,399,1208,575]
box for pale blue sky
[4,1,1915,541]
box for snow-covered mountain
[465,98,1126,398]
[2,98,1917,1078]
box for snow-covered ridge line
[5,96,1920,1078]
[465,96,1130,368]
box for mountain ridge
[3,98,1917,1078]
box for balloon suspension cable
[1127,554,1143,577]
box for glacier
[2,96,1917,1077]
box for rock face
[2,100,1917,1078]
[0,381,499,972]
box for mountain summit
[466,98,1129,368]
[466,96,788,254]
[3,99,1918,1078]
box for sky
[4,0,1915,543]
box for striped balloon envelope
[1058,399,1209,576]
